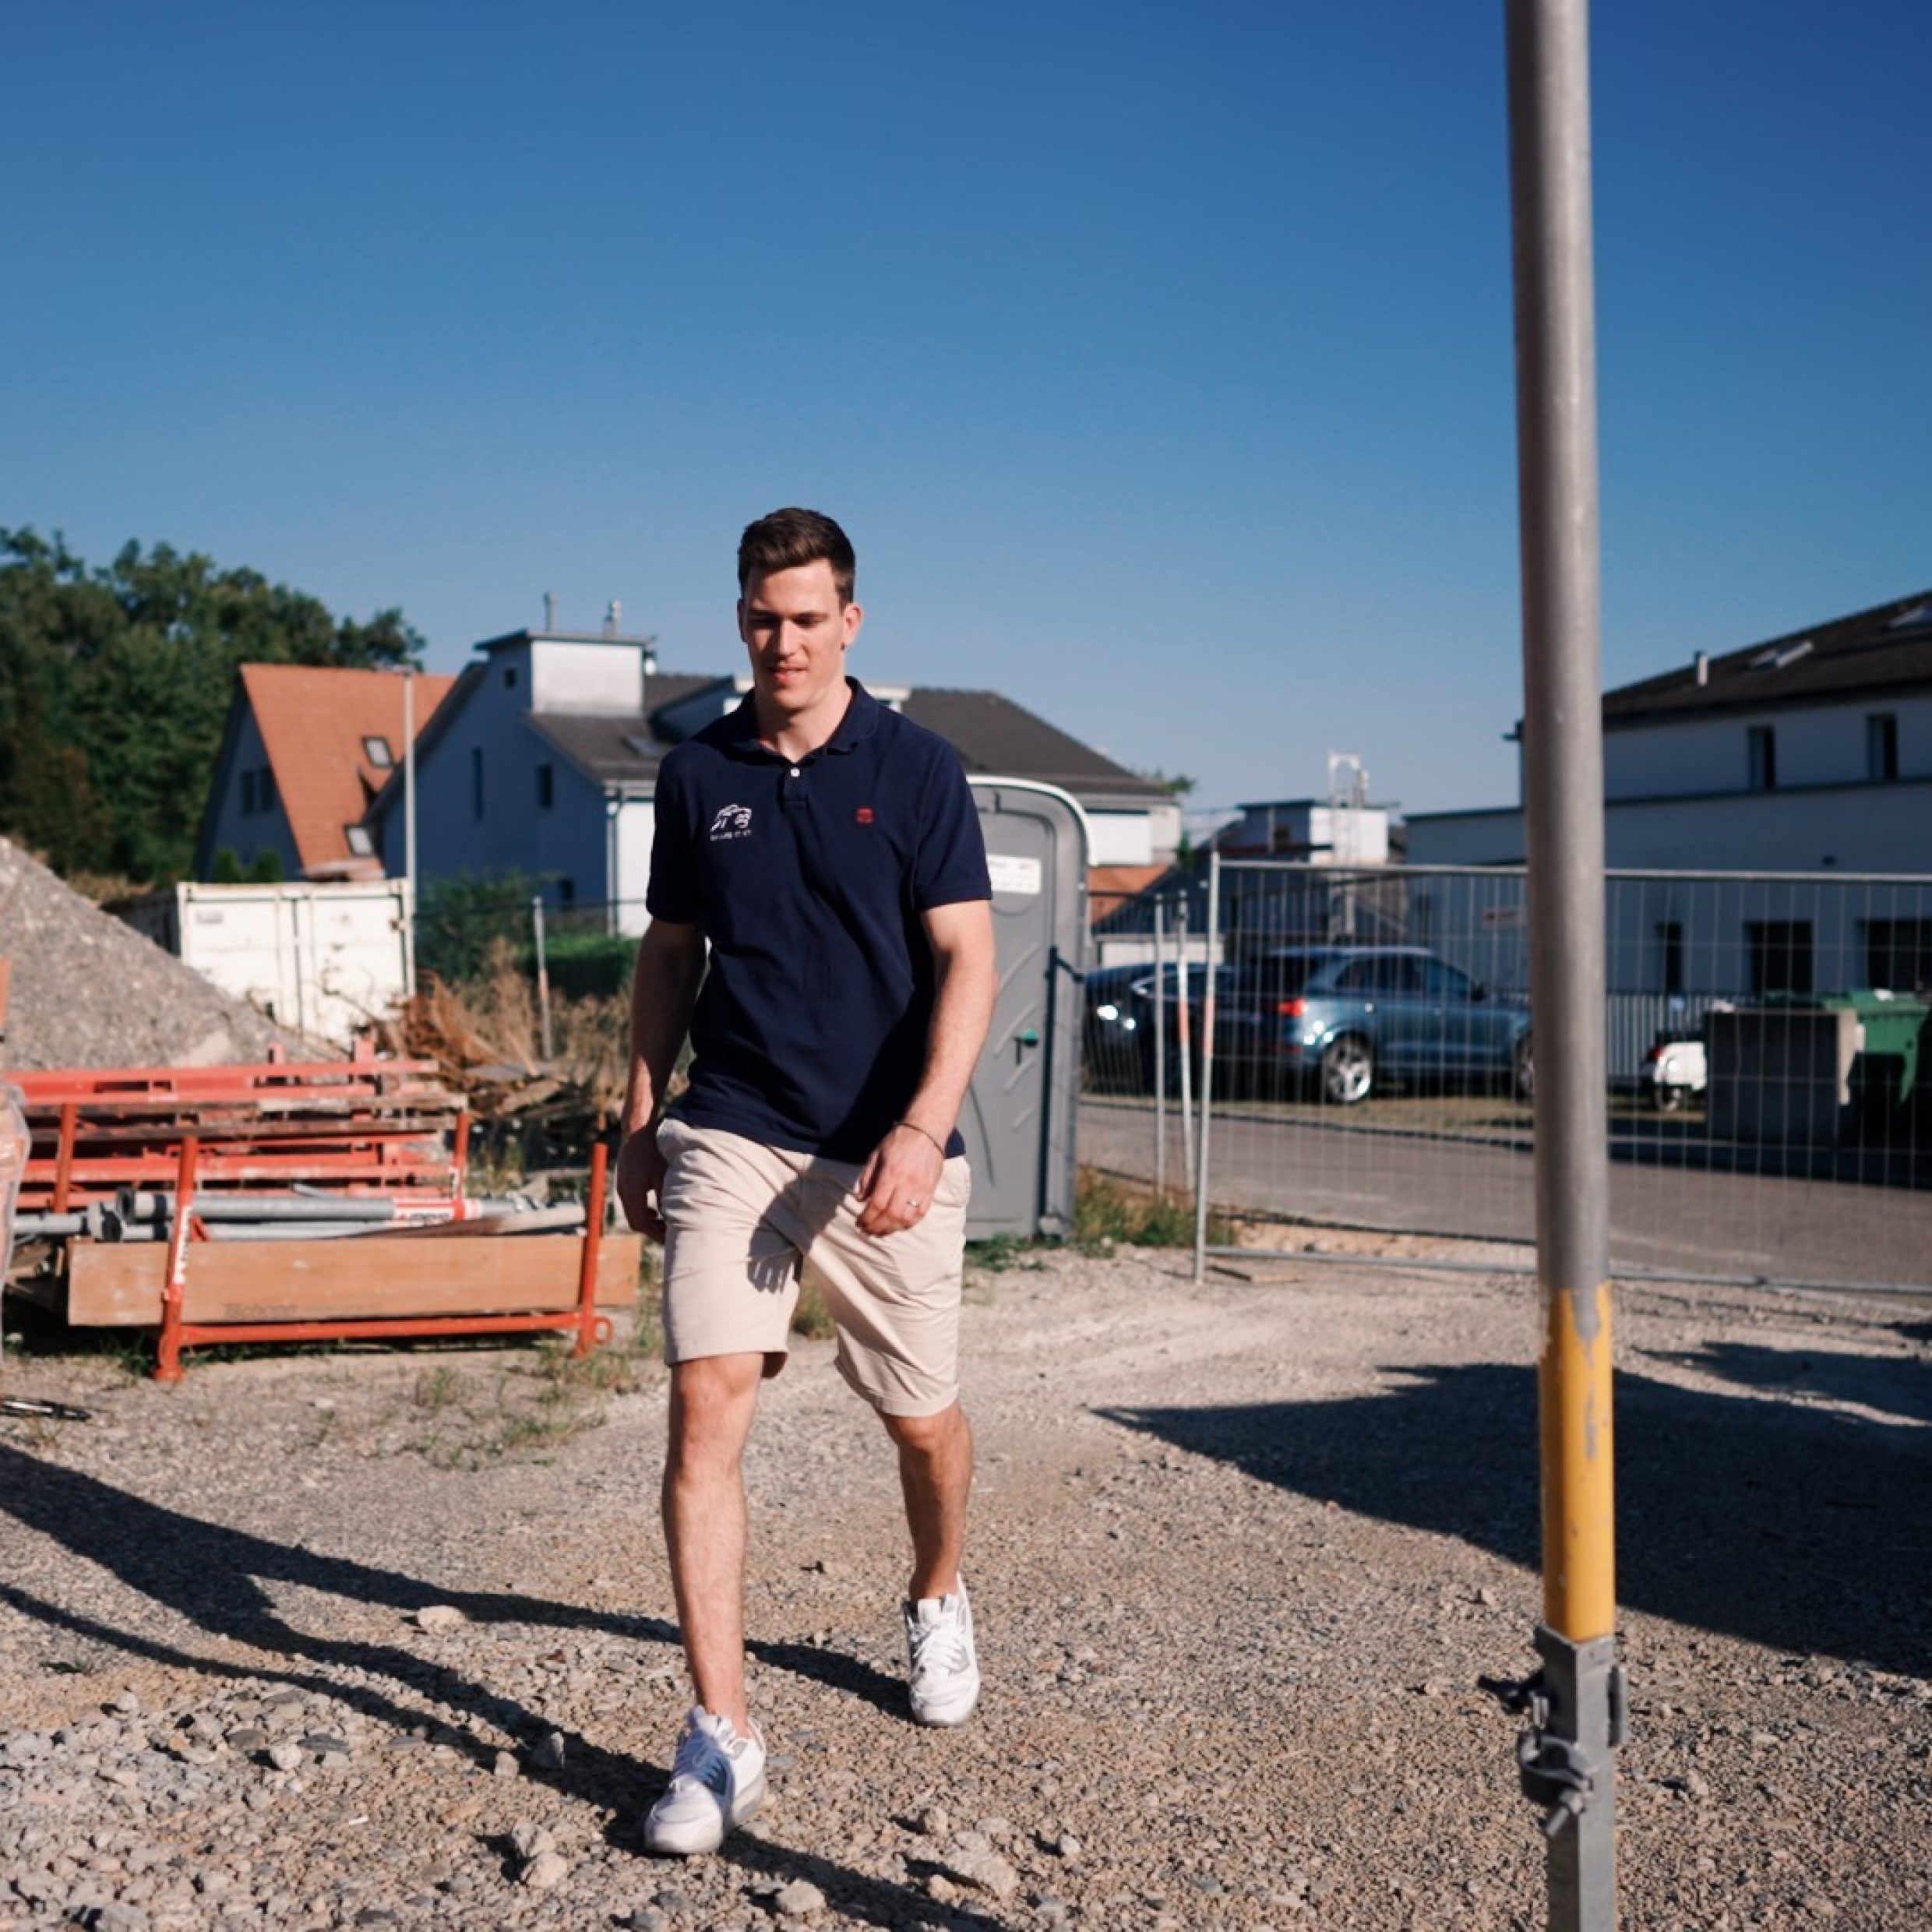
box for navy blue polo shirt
[646,679,992,1162]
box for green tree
[0,528,423,882]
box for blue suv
[1141,946,1532,1105]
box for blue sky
[6,2,1927,824]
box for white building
[1405,588,1932,996]
[1408,588,1932,874]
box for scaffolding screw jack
[1481,1627,1627,1839]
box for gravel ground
[0,837,304,1070]
[1,1244,1928,1930]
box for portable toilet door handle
[1015,1026,1041,1063]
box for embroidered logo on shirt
[855,806,876,825]
[708,802,753,841]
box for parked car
[1081,962,1158,1092]
[1139,945,1532,1105]
[1643,1031,1708,1111]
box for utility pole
[402,668,418,999]
[1485,2,1625,1926]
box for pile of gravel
[0,836,304,1070]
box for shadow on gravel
[0,1444,910,1771]
[1102,1345,1930,1676]
[1650,1339,1932,1425]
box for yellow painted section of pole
[1539,1282,1616,1641]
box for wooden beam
[67,1232,644,1328]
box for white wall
[529,638,650,714]
[1398,810,1527,867]
[1086,810,1154,866]
[1408,782,1932,876]
[612,799,654,936]
[203,710,302,879]
[1602,781,1932,874]
[1604,693,1932,800]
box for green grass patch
[1072,1167,1225,1252]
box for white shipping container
[121,880,413,1049]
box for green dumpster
[1767,989,1927,1117]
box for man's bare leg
[883,1399,973,1600]
[662,1352,766,1729]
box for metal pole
[1191,851,1221,1284]
[1153,898,1168,1197]
[532,895,555,1063]
[1500,2,1621,1925]
[402,670,418,999]
[1176,897,1196,1189]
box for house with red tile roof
[195,664,456,880]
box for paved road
[1080,1094,1932,1292]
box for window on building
[471,746,485,820]
[1656,921,1684,995]
[536,763,555,809]
[557,877,576,908]
[344,824,375,857]
[1745,920,1814,996]
[240,770,257,816]
[259,767,277,814]
[1863,918,1932,992]
[1747,726,1777,791]
[362,735,394,769]
[503,665,517,689]
[1867,713,1899,783]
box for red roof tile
[1089,864,1170,908]
[241,665,456,876]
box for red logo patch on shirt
[855,806,876,824]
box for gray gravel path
[1,1246,1928,1928]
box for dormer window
[362,735,394,768]
[344,825,375,857]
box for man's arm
[615,917,707,1241]
[855,897,997,1238]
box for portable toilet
[962,779,1088,1239]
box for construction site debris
[9,1053,467,1211]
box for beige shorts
[656,1118,971,1416]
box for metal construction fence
[1082,860,1932,1296]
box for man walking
[615,509,996,1856]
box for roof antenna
[604,600,621,638]
[543,591,556,631]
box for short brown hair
[737,507,856,605]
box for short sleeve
[912,748,992,910]
[645,761,702,922]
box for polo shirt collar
[721,678,883,762]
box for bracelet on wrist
[894,1118,947,1156]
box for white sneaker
[904,1581,980,1726]
[642,1705,767,1856]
